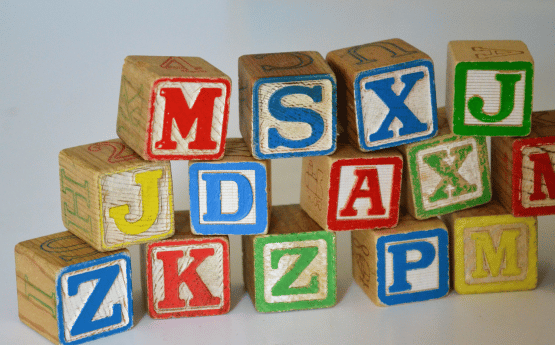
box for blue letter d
[202,173,253,222]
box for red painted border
[327,156,403,231]
[146,237,230,318]
[513,136,555,217]
[145,77,231,160]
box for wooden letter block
[238,51,337,159]
[243,205,336,312]
[327,38,438,151]
[142,210,230,318]
[444,200,537,294]
[352,214,449,306]
[116,56,231,160]
[15,231,133,344]
[492,110,555,216]
[399,108,491,219]
[446,40,534,136]
[59,139,174,251]
[189,138,270,235]
[300,144,403,231]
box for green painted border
[253,231,337,313]
[453,61,533,136]
[408,134,491,219]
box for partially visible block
[189,138,270,235]
[492,109,555,216]
[238,51,337,159]
[352,214,449,306]
[142,210,230,318]
[59,139,174,251]
[446,40,534,136]
[444,200,537,294]
[327,38,438,151]
[243,205,337,313]
[399,107,491,219]
[116,56,231,160]
[15,231,132,344]
[300,144,403,231]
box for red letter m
[155,87,221,150]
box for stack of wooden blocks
[14,39,549,344]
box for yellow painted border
[454,214,537,294]
[99,164,175,251]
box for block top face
[59,139,149,175]
[239,51,335,79]
[125,56,231,80]
[266,204,323,236]
[326,38,431,84]
[57,251,133,344]
[448,40,533,63]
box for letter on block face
[300,144,403,231]
[15,232,133,344]
[116,56,231,160]
[238,51,337,159]
[352,215,449,306]
[189,138,270,235]
[242,205,337,313]
[143,211,230,318]
[492,110,555,216]
[446,40,534,136]
[444,201,537,294]
[59,139,174,251]
[327,38,438,151]
[399,108,491,219]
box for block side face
[253,231,337,312]
[376,228,449,306]
[146,237,230,318]
[59,152,102,250]
[189,162,268,235]
[146,77,231,160]
[453,215,537,294]
[452,61,533,136]
[57,252,133,345]
[351,230,378,303]
[514,136,555,216]
[100,164,174,250]
[300,156,331,230]
[252,74,337,159]
[354,59,438,151]
[409,135,491,219]
[327,157,403,231]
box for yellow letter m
[471,230,522,279]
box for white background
[1,1,555,344]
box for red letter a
[155,87,221,150]
[339,168,386,217]
[156,248,221,309]
[529,152,555,201]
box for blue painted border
[376,228,449,306]
[252,74,337,159]
[354,59,438,151]
[56,252,133,345]
[189,161,268,235]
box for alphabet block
[142,210,230,318]
[116,56,231,160]
[59,139,174,251]
[189,138,270,235]
[351,214,449,306]
[443,200,537,294]
[238,51,337,159]
[242,205,336,312]
[399,107,491,219]
[15,231,133,344]
[300,144,403,231]
[446,40,534,136]
[492,110,555,216]
[327,38,438,151]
